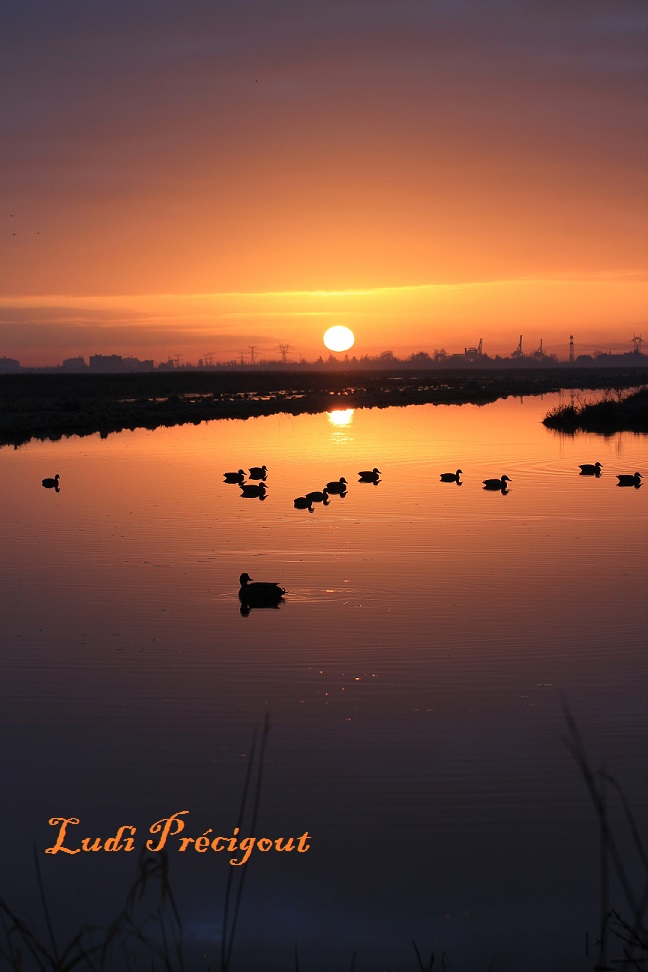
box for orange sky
[2,1,647,366]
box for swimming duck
[294,496,314,512]
[240,482,267,498]
[616,472,642,486]
[483,475,511,490]
[358,468,381,481]
[223,469,246,483]
[42,474,60,489]
[579,462,602,475]
[249,465,268,480]
[306,488,329,504]
[325,477,347,493]
[238,573,286,604]
[440,469,462,483]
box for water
[1,392,646,971]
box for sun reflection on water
[326,408,355,444]
[327,408,354,427]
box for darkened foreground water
[1,393,646,971]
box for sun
[323,326,355,353]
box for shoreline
[2,365,647,448]
[542,386,648,434]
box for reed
[562,703,648,970]
[3,708,646,970]
[543,386,648,433]
[0,845,183,971]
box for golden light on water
[327,409,355,427]
[323,326,355,352]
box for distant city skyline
[1,331,646,373]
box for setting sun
[323,326,355,353]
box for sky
[1,0,647,366]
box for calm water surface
[1,393,646,971]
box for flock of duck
[222,462,643,507]
[40,462,643,613]
[578,464,642,486]
[222,465,384,510]
[228,460,642,612]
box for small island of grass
[543,387,648,434]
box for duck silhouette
[579,462,602,476]
[249,465,268,480]
[42,474,60,490]
[358,468,381,482]
[224,469,246,483]
[294,496,314,512]
[616,472,642,487]
[306,488,329,504]
[440,469,462,483]
[483,475,510,490]
[238,572,285,605]
[240,482,267,498]
[325,477,347,494]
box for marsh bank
[2,365,647,447]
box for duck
[240,482,267,498]
[305,488,329,504]
[42,474,60,489]
[325,477,347,494]
[238,573,285,604]
[579,462,602,475]
[483,475,511,490]
[294,496,314,512]
[249,465,268,480]
[616,472,642,486]
[358,468,381,481]
[223,469,246,483]
[440,469,462,483]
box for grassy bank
[542,387,648,434]
[2,366,647,447]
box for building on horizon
[0,356,21,373]
[60,357,88,372]
[88,354,154,373]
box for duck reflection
[223,469,246,483]
[440,469,463,484]
[358,468,381,484]
[238,572,285,616]
[42,474,60,492]
[617,472,643,487]
[306,488,330,505]
[325,477,347,495]
[240,482,267,499]
[483,475,510,491]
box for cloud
[1,0,646,301]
